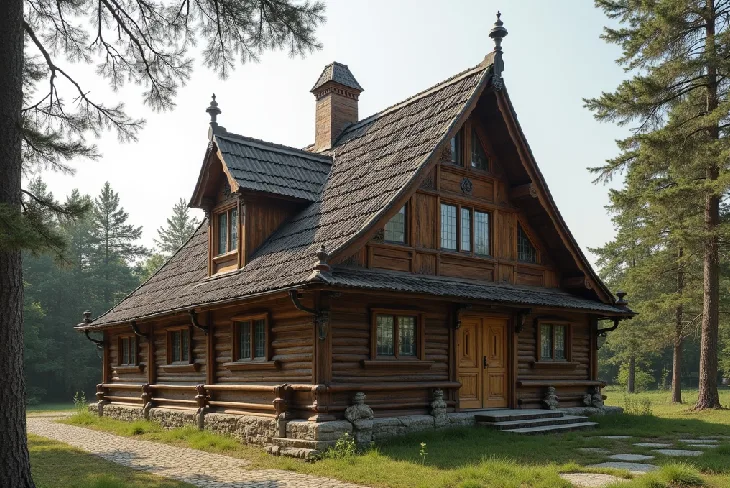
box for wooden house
[78,15,632,453]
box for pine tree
[154,199,200,256]
[90,183,147,311]
[587,0,730,409]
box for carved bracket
[514,308,532,334]
[84,330,104,349]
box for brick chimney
[311,62,363,151]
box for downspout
[189,309,209,335]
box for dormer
[190,95,332,276]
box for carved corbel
[514,308,532,333]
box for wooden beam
[509,183,537,201]
[562,276,592,290]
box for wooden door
[483,318,508,408]
[457,316,509,409]
[456,318,482,409]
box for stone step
[478,415,589,431]
[271,437,336,451]
[474,409,564,423]
[504,421,598,435]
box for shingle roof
[215,133,331,201]
[311,62,363,92]
[88,63,491,327]
[86,57,628,329]
[319,266,630,315]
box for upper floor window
[539,323,568,361]
[168,327,191,364]
[517,223,537,263]
[384,205,407,244]
[449,131,463,165]
[119,336,137,366]
[441,203,490,255]
[234,315,269,361]
[471,128,489,171]
[216,206,238,256]
[375,313,418,358]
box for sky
[37,0,630,267]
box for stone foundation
[559,406,623,416]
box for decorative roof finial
[205,93,225,140]
[616,290,628,307]
[83,310,92,324]
[489,11,508,86]
[314,245,331,273]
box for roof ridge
[336,58,493,138]
[216,133,333,164]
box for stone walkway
[27,417,366,488]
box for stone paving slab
[27,418,367,488]
[608,454,654,462]
[679,439,719,444]
[652,449,703,457]
[559,473,629,487]
[599,436,632,440]
[586,462,658,474]
[633,443,671,448]
[686,444,719,449]
[577,447,611,454]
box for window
[471,128,489,171]
[474,211,490,255]
[234,314,269,361]
[517,223,537,263]
[168,328,191,364]
[449,130,462,165]
[441,204,457,250]
[374,313,420,359]
[539,323,568,361]
[215,206,238,256]
[384,205,406,243]
[119,336,136,366]
[441,203,490,255]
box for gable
[334,86,613,304]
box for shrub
[323,432,357,460]
[623,395,653,415]
[73,390,88,416]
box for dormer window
[471,128,489,171]
[449,131,463,165]
[216,207,238,256]
[384,205,407,244]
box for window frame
[384,204,408,245]
[517,221,539,264]
[166,326,193,365]
[232,312,271,362]
[536,320,571,362]
[449,130,463,166]
[213,203,239,258]
[440,201,492,257]
[118,334,138,366]
[370,309,425,361]
[470,127,490,172]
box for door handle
[483,356,487,369]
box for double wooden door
[457,316,509,409]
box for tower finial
[205,93,225,140]
[489,11,508,86]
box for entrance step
[474,409,563,423]
[474,409,597,434]
[478,415,590,431]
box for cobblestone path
[27,417,367,488]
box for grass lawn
[29,433,193,488]
[27,402,75,414]
[60,388,730,488]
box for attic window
[471,128,489,171]
[449,131,462,165]
[384,205,407,244]
[216,207,238,256]
[517,223,537,263]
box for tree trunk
[696,3,721,410]
[0,0,35,485]
[672,248,684,404]
[627,355,636,393]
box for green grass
[29,433,193,488]
[27,402,75,414]
[60,388,730,488]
